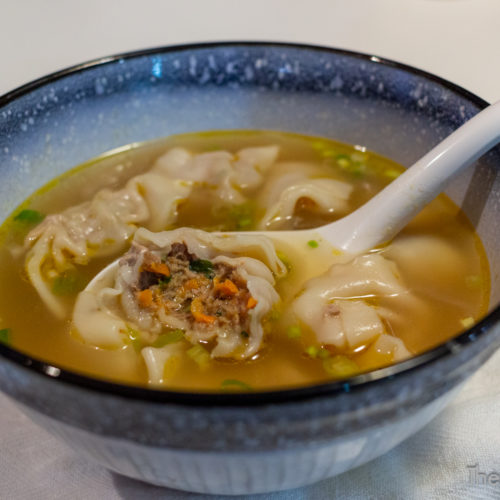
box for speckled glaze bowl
[1,42,500,495]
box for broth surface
[0,131,490,390]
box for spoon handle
[319,100,500,254]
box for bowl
[1,42,500,495]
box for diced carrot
[148,262,170,277]
[247,296,258,309]
[190,297,216,324]
[137,289,153,308]
[214,278,238,297]
[183,278,201,290]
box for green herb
[307,240,319,248]
[286,325,302,339]
[221,379,252,391]
[152,329,185,348]
[240,330,249,338]
[0,328,11,345]
[51,270,86,296]
[187,344,211,369]
[305,345,319,358]
[127,326,144,352]
[158,276,172,289]
[189,259,214,278]
[215,310,223,317]
[335,154,351,169]
[237,217,252,229]
[13,209,45,226]
[276,250,292,272]
[384,168,401,180]
[323,355,359,378]
[228,202,256,231]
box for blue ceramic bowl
[1,42,500,495]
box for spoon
[269,99,500,254]
[89,100,500,287]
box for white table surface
[2,1,500,498]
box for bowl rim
[0,40,498,407]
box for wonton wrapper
[257,162,352,229]
[25,145,280,318]
[73,228,284,366]
[293,253,411,359]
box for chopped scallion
[221,379,252,391]
[51,270,86,296]
[126,326,144,352]
[305,345,319,358]
[13,209,45,226]
[384,169,401,180]
[276,250,292,272]
[189,259,214,279]
[323,355,359,378]
[307,240,319,248]
[152,329,185,348]
[0,328,11,345]
[286,325,302,339]
[187,344,211,369]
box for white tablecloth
[2,1,500,498]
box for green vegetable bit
[307,240,319,248]
[0,328,11,345]
[323,355,359,378]
[127,326,144,352]
[228,202,256,230]
[158,276,172,289]
[276,250,292,272]
[51,270,86,296]
[221,379,252,391]
[13,209,45,226]
[240,330,249,338]
[152,329,185,348]
[189,259,215,278]
[384,168,401,180]
[305,345,319,358]
[187,344,211,369]
[286,325,302,339]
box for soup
[0,131,490,391]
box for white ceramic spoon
[269,99,500,254]
[89,101,500,287]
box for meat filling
[131,242,257,344]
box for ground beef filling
[134,243,257,336]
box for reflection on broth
[0,131,490,391]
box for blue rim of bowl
[0,41,498,406]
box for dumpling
[72,227,284,365]
[24,145,280,318]
[292,253,411,359]
[256,162,352,229]
[154,145,279,205]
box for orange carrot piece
[247,296,258,309]
[137,289,153,308]
[214,278,238,297]
[190,297,216,324]
[183,278,201,290]
[148,262,170,277]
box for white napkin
[2,348,500,500]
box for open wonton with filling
[72,227,285,384]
